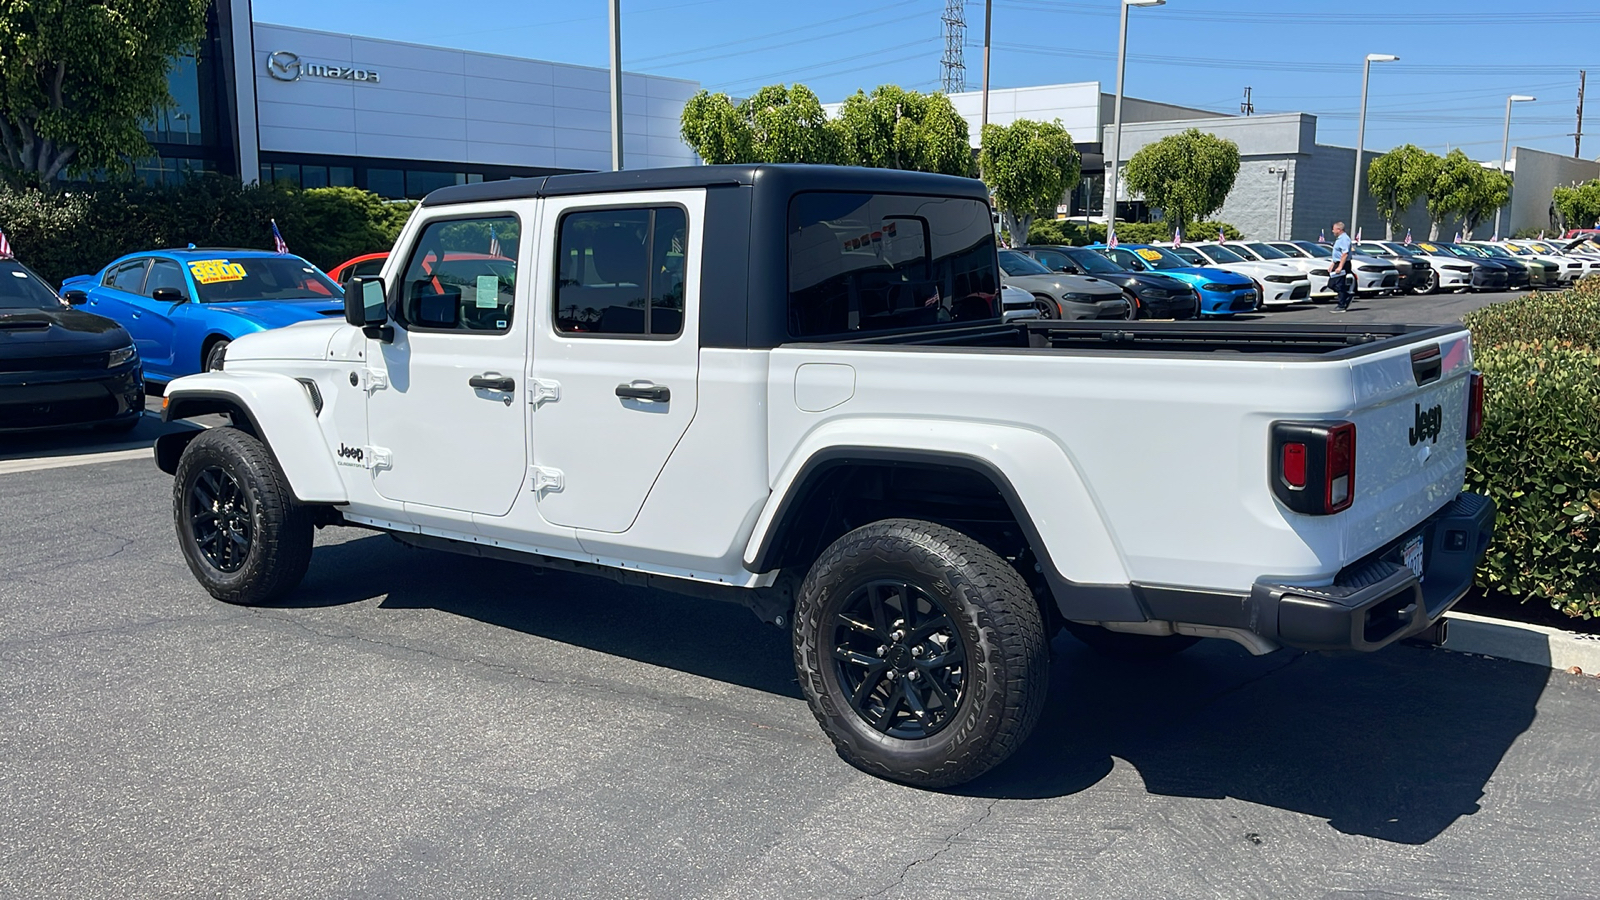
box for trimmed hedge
[0,179,415,287]
[1025,218,1242,247]
[1464,276,1600,619]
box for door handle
[469,374,516,392]
[615,383,670,402]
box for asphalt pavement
[3,289,1598,899]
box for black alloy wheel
[1123,290,1142,320]
[1031,294,1059,319]
[204,339,231,372]
[831,579,968,740]
[188,466,252,572]
[1413,269,1439,295]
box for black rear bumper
[1252,492,1495,651]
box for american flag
[1106,225,1119,250]
[271,219,288,254]
[1217,227,1226,243]
[1453,231,1462,242]
[1405,229,1413,245]
[0,228,11,259]
[1173,226,1183,249]
[1356,227,1362,241]
[1319,228,1326,242]
[488,224,501,257]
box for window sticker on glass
[475,274,499,308]
[1136,248,1163,262]
[189,260,247,284]
[1419,243,1438,252]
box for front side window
[1169,246,1208,266]
[1061,248,1122,275]
[399,216,519,332]
[788,192,999,337]
[145,260,189,299]
[106,259,150,292]
[1200,244,1247,264]
[998,249,1051,277]
[1246,242,1289,260]
[555,207,687,338]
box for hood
[205,298,346,329]
[1162,266,1252,285]
[1127,272,1192,292]
[1002,273,1122,298]
[225,317,346,363]
[0,307,133,360]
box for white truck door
[529,189,703,533]
[365,209,530,517]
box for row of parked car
[999,234,1600,321]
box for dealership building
[150,0,699,198]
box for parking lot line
[0,446,153,476]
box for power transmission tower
[1241,86,1254,116]
[941,0,966,94]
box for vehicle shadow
[0,410,199,462]
[285,533,1546,845]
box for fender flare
[744,419,1147,623]
[157,371,346,505]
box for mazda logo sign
[266,50,301,81]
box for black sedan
[1016,244,1200,319]
[1,260,144,432]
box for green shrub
[1464,278,1600,618]
[0,178,415,286]
[1024,218,1241,247]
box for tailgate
[1341,331,1473,562]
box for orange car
[326,252,389,291]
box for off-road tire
[793,518,1048,788]
[173,426,313,605]
[1064,622,1200,659]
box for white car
[1163,242,1311,306]
[1529,239,1600,280]
[1276,241,1401,295]
[1001,284,1042,321]
[1492,242,1576,284]
[151,164,1495,790]
[1231,241,1331,300]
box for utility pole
[981,0,993,131]
[609,0,623,171]
[1241,86,1254,116]
[940,0,966,94]
[1577,70,1587,158]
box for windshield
[1245,242,1289,260]
[1388,244,1425,258]
[1293,242,1333,258]
[1473,244,1511,258]
[188,256,342,303]
[1445,244,1484,258]
[0,261,69,310]
[998,250,1052,276]
[1112,246,1188,270]
[1356,243,1392,257]
[1168,246,1208,265]
[1061,247,1123,275]
[1269,243,1306,258]
[1199,244,1248,264]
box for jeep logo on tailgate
[1409,403,1443,446]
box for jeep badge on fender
[1410,403,1443,445]
[337,443,365,464]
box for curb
[1441,611,1600,674]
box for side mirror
[62,289,87,306]
[347,275,393,340]
[1057,264,1081,275]
[151,286,186,304]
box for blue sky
[254,0,1598,159]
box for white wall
[251,23,699,172]
[944,83,1103,147]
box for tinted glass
[1294,242,1333,258]
[399,216,519,332]
[1169,246,1208,265]
[0,261,66,309]
[1061,247,1123,274]
[556,207,687,337]
[107,260,149,292]
[788,192,999,337]
[998,250,1051,276]
[145,260,189,298]
[1246,242,1289,260]
[1356,243,1391,256]
[368,169,404,199]
[1200,244,1247,264]
[1030,249,1074,271]
[189,256,341,304]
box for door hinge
[365,446,393,470]
[528,378,560,407]
[362,369,389,393]
[531,465,564,493]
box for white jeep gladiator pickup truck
[156,165,1494,788]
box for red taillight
[1281,443,1307,488]
[1466,370,1485,440]
[1325,423,1355,513]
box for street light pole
[1495,94,1536,239]
[1351,53,1398,234]
[609,0,623,171]
[981,0,992,132]
[1103,0,1164,246]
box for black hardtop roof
[419,164,992,208]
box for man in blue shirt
[1328,221,1354,312]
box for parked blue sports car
[1090,244,1259,316]
[61,249,344,383]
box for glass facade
[136,2,236,185]
[260,155,532,199]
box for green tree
[678,84,836,165]
[678,91,752,165]
[1424,149,1483,239]
[0,0,211,185]
[1457,167,1512,239]
[1367,144,1440,240]
[1554,179,1600,232]
[832,86,973,175]
[979,118,1080,242]
[1122,128,1240,234]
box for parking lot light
[1494,95,1537,239]
[1351,53,1399,234]
[1104,0,1165,247]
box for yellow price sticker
[189,259,247,284]
[1418,243,1438,252]
[1505,243,1522,252]
[1135,248,1163,261]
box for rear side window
[555,207,687,338]
[105,259,149,292]
[399,215,520,333]
[788,192,999,338]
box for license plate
[1402,534,1425,581]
